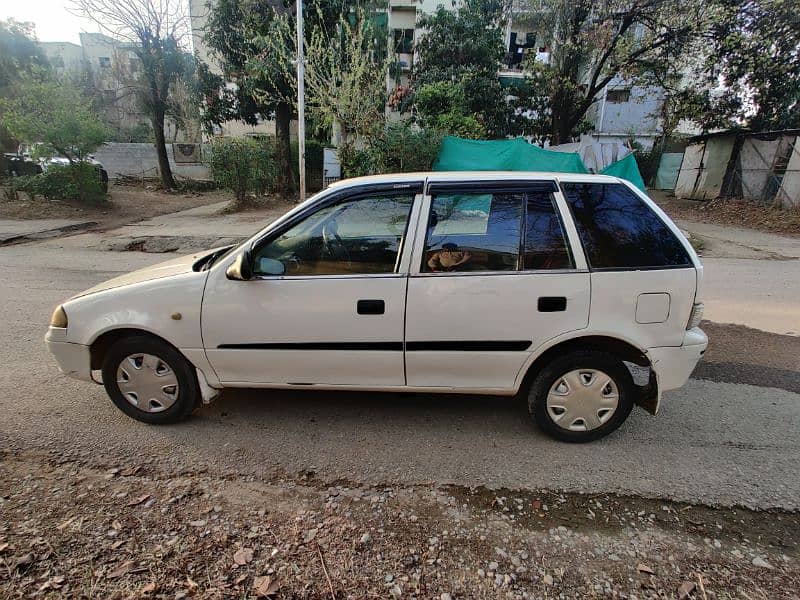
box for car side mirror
[226,250,254,281]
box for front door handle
[357,299,385,315]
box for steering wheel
[321,219,352,265]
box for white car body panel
[45,171,707,419]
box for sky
[2,0,102,44]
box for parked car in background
[45,172,706,442]
[41,156,109,193]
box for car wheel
[101,335,200,424]
[527,350,634,442]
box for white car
[46,172,707,442]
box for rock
[678,581,696,599]
[441,594,453,600]
[303,528,318,543]
[477,569,486,578]
[233,547,254,565]
[385,574,394,583]
[489,561,499,571]
[359,533,372,545]
[543,574,554,586]
[752,556,773,569]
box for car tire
[101,335,200,424]
[527,350,634,443]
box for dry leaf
[234,547,254,565]
[0,543,9,553]
[107,560,134,579]
[678,580,697,599]
[111,540,126,550]
[253,575,279,597]
[127,494,151,507]
[57,516,76,530]
[121,466,141,477]
[186,576,198,589]
[141,582,157,594]
[234,574,247,585]
[637,563,655,575]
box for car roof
[328,171,622,189]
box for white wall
[93,143,210,180]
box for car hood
[72,248,221,298]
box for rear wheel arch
[518,335,651,392]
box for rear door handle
[538,296,566,312]
[357,299,385,315]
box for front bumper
[45,327,92,382]
[648,328,708,393]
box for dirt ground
[0,182,233,229]
[1,449,797,600]
[656,193,800,238]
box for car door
[201,182,423,386]
[404,179,591,391]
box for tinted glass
[524,192,573,270]
[561,182,691,269]
[254,193,414,276]
[423,193,523,272]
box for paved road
[0,233,798,510]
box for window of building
[254,192,415,276]
[561,182,692,270]
[98,56,111,68]
[606,88,631,103]
[393,29,414,54]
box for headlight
[686,302,704,330]
[50,305,68,328]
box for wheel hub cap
[116,353,179,413]
[546,369,619,432]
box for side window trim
[552,181,589,271]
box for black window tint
[423,193,523,272]
[524,192,573,270]
[561,183,691,269]
[254,193,414,276]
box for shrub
[290,139,325,192]
[16,162,106,203]
[206,137,277,208]
[339,123,444,178]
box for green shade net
[433,136,588,174]
[599,153,646,192]
[433,136,648,191]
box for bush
[339,123,444,178]
[16,162,106,203]
[206,137,277,207]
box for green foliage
[0,19,49,93]
[290,139,325,192]
[206,137,278,206]
[703,0,799,130]
[0,80,107,162]
[338,123,443,178]
[16,163,106,204]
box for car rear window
[560,182,692,269]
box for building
[39,33,195,142]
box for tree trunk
[152,112,176,190]
[275,102,297,199]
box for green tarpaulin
[433,135,647,191]
[433,136,588,174]
[599,153,647,192]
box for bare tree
[70,0,190,189]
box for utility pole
[296,0,306,202]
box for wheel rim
[546,369,619,432]
[116,353,179,413]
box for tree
[201,0,297,196]
[1,79,108,201]
[0,19,50,151]
[702,0,799,130]
[256,5,389,146]
[410,0,523,138]
[70,0,191,189]
[520,0,706,144]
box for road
[0,220,798,511]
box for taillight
[686,302,704,330]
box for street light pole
[296,0,306,202]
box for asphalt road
[1,239,798,510]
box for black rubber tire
[101,335,200,424]
[527,350,635,443]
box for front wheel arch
[90,328,191,372]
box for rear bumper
[648,328,708,393]
[45,327,92,382]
